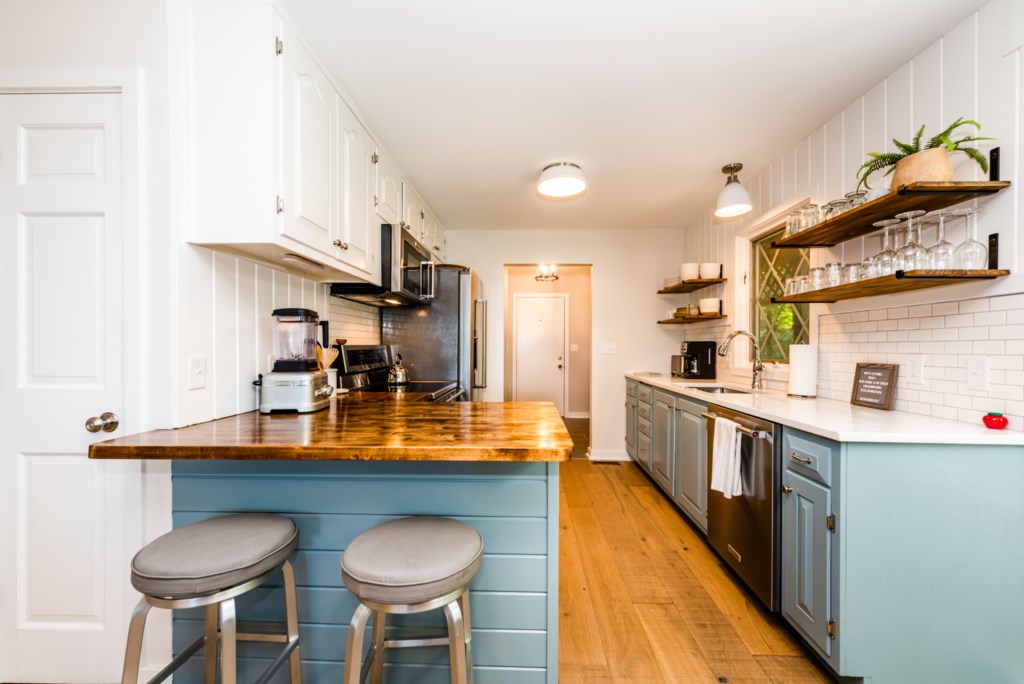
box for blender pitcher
[271,308,320,372]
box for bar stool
[121,513,302,684]
[341,516,483,684]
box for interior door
[0,92,137,682]
[513,294,567,415]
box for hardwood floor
[559,458,836,683]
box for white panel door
[337,101,372,274]
[0,93,135,681]
[513,294,567,415]
[281,30,335,255]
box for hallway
[558,458,834,683]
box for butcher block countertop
[88,392,574,462]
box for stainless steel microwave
[329,224,434,307]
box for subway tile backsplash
[817,293,1024,432]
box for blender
[257,308,333,413]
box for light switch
[188,355,207,390]
[570,344,579,352]
[600,343,617,355]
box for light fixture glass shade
[714,163,752,218]
[537,162,586,199]
[535,264,559,281]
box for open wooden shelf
[657,315,727,325]
[770,269,1009,303]
[772,181,1011,249]
[657,278,726,294]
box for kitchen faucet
[718,330,764,390]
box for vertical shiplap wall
[176,245,347,426]
[678,1,1024,430]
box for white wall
[678,0,1024,431]
[447,229,684,459]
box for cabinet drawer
[626,380,637,398]
[638,384,653,405]
[783,428,838,487]
[638,416,652,438]
[638,402,652,420]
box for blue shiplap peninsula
[89,396,573,683]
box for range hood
[330,224,433,308]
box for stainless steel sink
[694,386,751,394]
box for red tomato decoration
[982,412,1008,429]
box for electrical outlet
[570,344,579,352]
[967,357,990,391]
[188,355,207,390]
[819,357,833,380]
[905,355,926,386]
[600,342,617,355]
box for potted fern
[856,117,991,191]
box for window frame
[751,226,810,363]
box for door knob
[85,412,119,433]
[557,355,563,360]
[781,484,793,494]
[558,364,563,370]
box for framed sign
[850,363,898,410]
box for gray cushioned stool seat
[131,513,298,598]
[342,516,483,605]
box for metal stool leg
[344,603,372,684]
[204,603,219,684]
[458,591,474,684]
[442,599,468,684]
[369,610,386,684]
[121,598,152,684]
[281,560,303,683]
[220,598,237,684]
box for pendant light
[537,162,587,200]
[535,264,559,282]
[715,163,752,218]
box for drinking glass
[924,208,955,269]
[844,190,868,209]
[825,262,842,288]
[809,267,826,290]
[797,275,811,293]
[952,206,987,269]
[784,278,799,297]
[861,255,880,279]
[873,219,900,275]
[801,204,821,231]
[784,211,802,237]
[822,199,850,221]
[843,263,861,284]
[895,210,927,271]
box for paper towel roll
[788,344,818,397]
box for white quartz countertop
[626,373,1024,446]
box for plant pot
[889,147,953,189]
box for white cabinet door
[373,150,402,226]
[402,183,424,242]
[280,27,336,255]
[0,92,139,683]
[424,209,445,260]
[337,101,373,275]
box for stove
[334,345,463,402]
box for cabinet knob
[85,411,119,433]
[333,240,349,250]
[781,484,793,494]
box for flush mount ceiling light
[535,264,559,282]
[714,163,752,218]
[537,162,587,200]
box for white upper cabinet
[280,25,335,255]
[337,100,377,279]
[373,150,402,227]
[402,183,425,243]
[423,209,446,261]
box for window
[752,227,809,362]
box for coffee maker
[671,341,717,380]
[256,308,333,413]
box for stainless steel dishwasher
[703,403,781,611]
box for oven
[334,344,460,402]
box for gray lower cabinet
[651,390,675,492]
[672,397,708,532]
[781,427,840,670]
[625,380,638,460]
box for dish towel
[710,416,744,499]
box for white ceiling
[287,0,988,230]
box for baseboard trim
[588,449,630,462]
[564,411,591,419]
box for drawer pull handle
[790,453,813,464]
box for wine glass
[895,210,927,272]
[873,219,900,275]
[924,208,955,270]
[952,205,987,269]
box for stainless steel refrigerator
[381,264,487,401]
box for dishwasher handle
[701,412,771,440]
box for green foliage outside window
[752,228,809,362]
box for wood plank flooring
[559,458,836,683]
